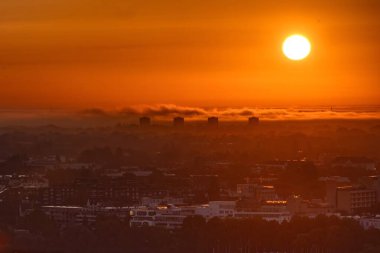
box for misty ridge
[1,104,380,127]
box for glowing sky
[0,0,379,109]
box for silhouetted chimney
[173,117,185,127]
[139,117,151,127]
[208,117,219,127]
[248,116,259,125]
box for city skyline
[1,1,380,252]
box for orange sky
[0,0,379,109]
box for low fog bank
[1,104,380,127]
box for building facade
[336,186,377,214]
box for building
[130,201,236,228]
[255,185,278,201]
[42,205,131,228]
[41,174,139,206]
[256,161,287,170]
[236,183,278,201]
[259,200,288,213]
[207,117,218,127]
[173,117,185,127]
[130,200,292,229]
[190,175,220,202]
[331,157,376,171]
[234,210,291,223]
[336,186,377,214]
[88,182,139,206]
[360,216,380,230]
[248,116,259,125]
[360,176,380,202]
[322,176,351,208]
[195,201,236,219]
[40,186,79,206]
[287,196,331,217]
[237,184,255,198]
[130,205,189,229]
[139,117,151,127]
[141,196,184,207]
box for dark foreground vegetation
[3,215,380,253]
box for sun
[282,34,311,61]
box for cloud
[120,104,208,117]
[80,104,380,121]
[0,105,380,127]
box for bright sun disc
[282,35,311,61]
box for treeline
[7,214,380,253]
[179,216,380,253]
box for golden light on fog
[282,35,311,61]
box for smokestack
[173,117,185,127]
[139,117,151,127]
[248,116,259,125]
[208,117,219,127]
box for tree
[22,209,58,237]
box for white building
[194,201,236,219]
[130,201,236,229]
[360,216,380,230]
[233,211,291,223]
[42,205,131,227]
[130,205,188,229]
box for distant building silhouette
[336,186,376,214]
[331,156,376,171]
[173,117,185,127]
[208,117,219,127]
[139,117,151,127]
[248,116,260,125]
[190,175,220,201]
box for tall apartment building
[336,186,376,214]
